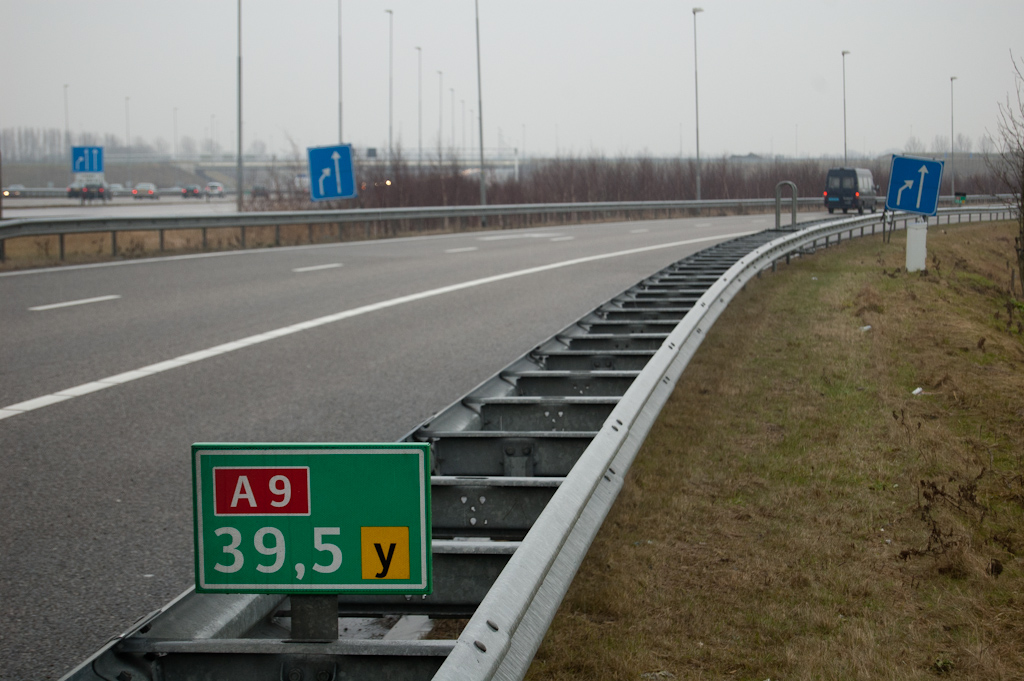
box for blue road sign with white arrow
[307,145,357,201]
[885,154,944,216]
[71,146,104,173]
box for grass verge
[527,220,1024,680]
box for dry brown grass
[527,220,1024,680]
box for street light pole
[125,96,131,186]
[437,70,443,160]
[173,107,178,160]
[237,0,243,211]
[692,7,703,201]
[842,50,850,165]
[385,9,393,165]
[63,85,70,163]
[344,0,348,143]
[416,46,422,168]
[475,0,487,213]
[461,99,466,153]
[950,75,957,198]
[450,87,455,156]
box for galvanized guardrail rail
[0,194,1008,262]
[60,205,1013,681]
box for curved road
[0,213,805,679]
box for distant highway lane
[0,213,793,679]
[1,196,240,219]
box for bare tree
[905,136,925,154]
[989,53,1024,297]
[955,133,973,155]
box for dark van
[823,167,878,214]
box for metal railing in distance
[0,198,823,262]
[1,195,1011,262]
[58,206,1013,681]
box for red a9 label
[213,467,311,516]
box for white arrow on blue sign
[71,146,104,173]
[885,154,944,216]
[307,145,357,201]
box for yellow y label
[360,526,410,580]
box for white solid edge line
[29,295,121,311]
[445,247,479,253]
[550,236,575,242]
[0,231,754,422]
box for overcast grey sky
[2,0,1023,160]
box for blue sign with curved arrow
[71,146,104,173]
[885,154,944,216]
[307,145,357,202]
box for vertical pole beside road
[125,97,131,187]
[950,76,957,199]
[475,0,488,222]
[386,9,394,167]
[438,71,443,160]
[842,50,850,165]
[237,0,244,212]
[416,46,422,169]
[344,0,348,143]
[692,7,703,201]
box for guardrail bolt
[316,671,331,681]
[288,668,303,681]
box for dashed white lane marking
[292,263,342,273]
[0,230,755,422]
[445,247,479,254]
[29,295,122,312]
[550,236,574,242]
[630,229,649,234]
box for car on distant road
[182,184,203,199]
[108,183,125,197]
[132,182,159,199]
[67,180,86,198]
[251,185,269,199]
[204,182,225,199]
[3,184,26,197]
[80,182,109,202]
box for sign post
[884,155,945,272]
[192,443,431,598]
[307,145,357,202]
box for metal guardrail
[56,205,1014,681]
[0,195,1011,262]
[0,198,820,261]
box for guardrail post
[289,595,338,640]
[241,226,247,249]
[159,229,164,252]
[275,225,281,247]
[59,234,65,260]
[111,231,117,257]
[0,238,4,263]
[202,228,208,250]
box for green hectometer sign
[192,443,431,595]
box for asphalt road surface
[0,213,804,679]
